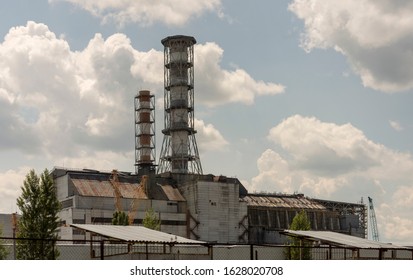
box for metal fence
[1,237,412,260]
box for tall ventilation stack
[158,35,203,174]
[135,90,156,175]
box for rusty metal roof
[71,178,148,199]
[244,194,326,210]
[161,185,186,201]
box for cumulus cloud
[195,42,285,106]
[195,118,229,152]
[143,42,284,108]
[267,115,382,176]
[0,21,283,211]
[0,22,161,160]
[250,115,413,242]
[0,21,281,157]
[289,0,413,92]
[51,0,223,26]
[251,148,349,197]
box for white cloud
[56,151,134,172]
[0,167,31,213]
[250,115,413,242]
[51,0,223,27]
[378,203,413,243]
[250,149,293,193]
[289,0,413,92]
[392,186,413,209]
[0,21,281,157]
[195,118,229,152]
[389,120,404,131]
[0,22,150,158]
[268,115,382,176]
[251,148,349,197]
[195,42,285,106]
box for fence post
[250,244,254,260]
[52,240,56,260]
[100,240,104,260]
[379,249,384,260]
[328,245,332,260]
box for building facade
[52,167,366,244]
[53,168,187,240]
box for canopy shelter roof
[282,230,407,249]
[70,224,204,244]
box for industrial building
[53,168,187,240]
[246,194,366,244]
[52,35,367,244]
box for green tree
[285,210,312,260]
[142,208,160,230]
[16,169,61,260]
[112,211,129,225]
[0,225,8,260]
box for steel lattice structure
[158,35,202,174]
[368,196,379,241]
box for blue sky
[0,0,412,244]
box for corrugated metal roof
[244,195,326,210]
[161,185,186,201]
[70,224,204,244]
[71,179,148,199]
[283,230,407,249]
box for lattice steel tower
[158,35,202,174]
[368,196,379,241]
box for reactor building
[53,35,366,244]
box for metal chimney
[158,35,202,174]
[135,90,156,175]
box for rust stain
[71,178,147,199]
[161,185,186,201]
[243,195,326,210]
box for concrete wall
[180,179,248,243]
[58,196,188,239]
[0,214,15,238]
[55,174,70,200]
